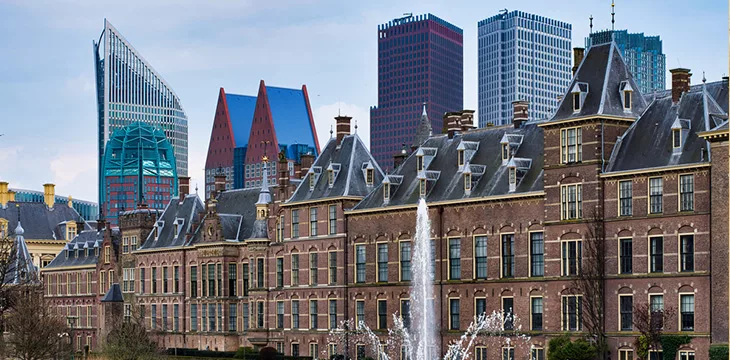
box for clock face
[207,226,213,236]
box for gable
[205,88,238,169]
[246,82,280,164]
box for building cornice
[697,128,729,141]
[346,191,545,215]
[40,264,96,272]
[281,196,364,207]
[600,162,710,178]
[538,115,636,128]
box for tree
[547,335,597,360]
[632,302,676,360]
[102,306,159,360]
[570,208,607,359]
[4,287,71,360]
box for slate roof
[44,228,120,269]
[550,42,647,122]
[101,283,124,302]
[225,93,257,148]
[0,202,90,240]
[215,188,260,241]
[5,222,38,284]
[607,81,729,172]
[289,134,385,203]
[354,123,544,210]
[138,195,204,250]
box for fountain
[329,199,530,360]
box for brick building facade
[42,40,729,359]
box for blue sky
[0,0,726,203]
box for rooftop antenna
[195,184,198,195]
[354,120,358,134]
[702,71,707,84]
[499,8,508,15]
[589,14,593,34]
[611,0,615,31]
[329,125,334,138]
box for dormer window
[620,81,633,111]
[673,128,682,148]
[309,173,316,190]
[328,169,334,187]
[65,249,70,259]
[508,167,517,192]
[570,82,589,113]
[419,179,427,197]
[623,90,632,110]
[502,143,509,161]
[417,156,424,172]
[366,169,374,185]
[173,223,179,239]
[153,227,159,240]
[66,221,77,240]
[75,249,79,259]
[383,183,391,202]
[457,150,465,167]
[572,92,581,111]
[464,173,472,192]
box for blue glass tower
[586,30,666,94]
[94,19,188,205]
[478,11,572,127]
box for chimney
[178,176,190,201]
[43,183,55,208]
[212,175,226,199]
[670,68,692,103]
[572,48,585,75]
[512,100,529,129]
[97,213,106,232]
[459,111,475,133]
[300,153,315,177]
[393,143,409,169]
[722,76,728,91]
[67,195,73,208]
[335,115,352,145]
[277,152,291,200]
[445,113,461,139]
[0,182,7,208]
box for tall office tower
[370,14,463,169]
[586,30,665,94]
[93,19,188,205]
[478,11,572,127]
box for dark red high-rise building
[370,14,463,169]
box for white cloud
[49,151,97,199]
[313,102,370,149]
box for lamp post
[56,332,68,360]
[66,316,77,360]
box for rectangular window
[649,177,663,214]
[207,264,215,296]
[291,209,299,238]
[378,300,387,330]
[217,264,222,297]
[619,180,633,216]
[401,299,411,329]
[678,351,695,360]
[257,302,264,328]
[311,343,320,360]
[679,175,694,211]
[377,243,388,282]
[649,294,664,329]
[532,348,545,360]
[618,350,633,360]
[257,258,264,288]
[357,345,365,360]
[329,300,337,329]
[292,254,299,286]
[620,238,633,274]
[502,348,515,360]
[476,347,487,360]
[310,253,318,285]
[328,252,337,284]
[242,303,249,331]
[561,184,583,220]
[276,215,284,242]
[173,304,179,332]
[562,240,582,276]
[209,304,216,331]
[191,304,198,331]
[474,298,487,320]
[292,300,300,329]
[400,242,412,281]
[242,263,249,296]
[356,300,365,326]
[449,238,461,280]
[310,300,318,329]
[530,232,544,277]
[174,266,180,293]
[680,235,694,272]
[276,258,284,288]
[140,268,146,294]
[163,266,168,293]
[151,304,157,330]
[356,245,366,283]
[562,295,582,331]
[228,303,236,332]
[531,297,543,331]
[560,127,582,163]
[310,207,318,236]
[501,234,515,278]
[449,299,460,330]
[503,297,514,330]
[228,264,236,297]
[650,237,664,273]
[620,295,633,331]
[292,344,300,357]
[151,267,157,294]
[276,301,284,328]
[680,294,694,331]
[329,205,337,235]
[475,236,487,279]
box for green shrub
[235,347,258,359]
[547,335,597,360]
[659,335,691,360]
[709,344,728,360]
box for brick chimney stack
[445,112,461,139]
[393,143,408,169]
[572,48,585,75]
[43,183,55,209]
[212,174,226,199]
[512,100,529,129]
[178,176,190,202]
[670,68,692,103]
[300,153,315,178]
[278,152,291,200]
[459,111,475,133]
[335,115,352,145]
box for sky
[0,0,726,203]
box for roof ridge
[597,41,617,115]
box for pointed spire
[9,204,36,285]
[412,102,433,149]
[422,102,427,117]
[256,156,271,206]
[589,14,593,34]
[611,0,615,31]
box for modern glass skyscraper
[370,14,463,169]
[478,11,572,127]
[93,19,188,204]
[586,30,665,94]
